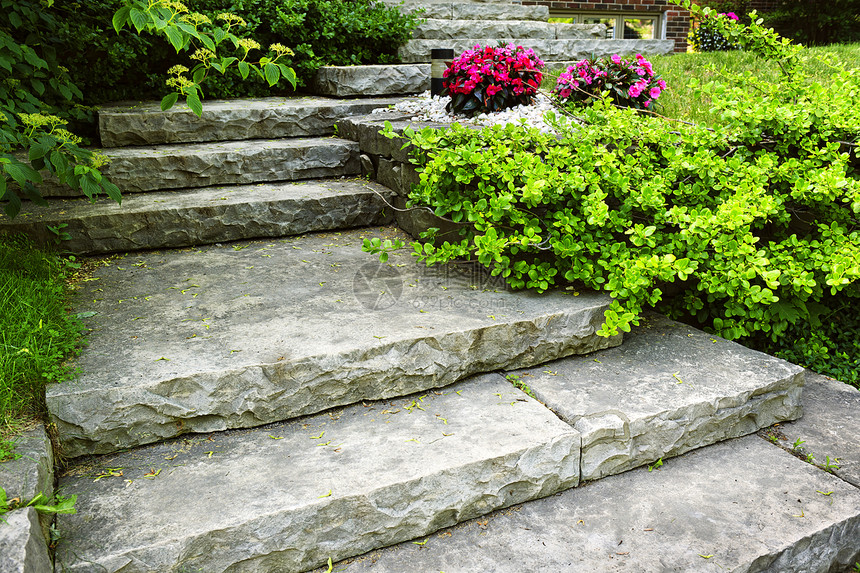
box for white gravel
[371,90,568,134]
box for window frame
[548,12,663,40]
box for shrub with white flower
[552,53,667,110]
[690,11,740,52]
[441,43,544,117]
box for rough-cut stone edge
[55,377,581,573]
[399,39,676,63]
[311,65,430,97]
[0,508,53,573]
[0,426,55,541]
[49,294,619,457]
[305,436,860,573]
[37,137,361,197]
[1,180,396,255]
[98,96,407,147]
[510,314,806,481]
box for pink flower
[724,12,739,20]
[644,100,651,108]
[611,54,622,64]
[560,88,572,99]
[658,79,667,90]
[649,87,661,99]
[628,84,643,98]
[486,84,502,96]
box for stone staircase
[312,0,674,97]
[1,8,859,569]
[28,100,854,572]
[0,97,401,254]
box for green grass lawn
[652,43,860,124]
[0,235,84,458]
[543,43,860,126]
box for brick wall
[523,1,692,52]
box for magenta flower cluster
[552,53,667,110]
[441,43,544,117]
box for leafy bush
[111,1,296,116]
[552,54,667,110]
[747,292,859,388]
[441,44,544,117]
[1,0,121,217]
[689,11,739,52]
[271,0,422,88]
[389,2,859,340]
[760,0,860,46]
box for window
[549,14,660,40]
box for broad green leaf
[129,8,148,33]
[0,56,12,72]
[101,179,122,205]
[28,138,54,161]
[237,60,250,80]
[186,91,203,117]
[112,6,132,33]
[80,174,100,198]
[160,92,179,111]
[199,33,216,52]
[278,64,297,89]
[264,62,279,86]
[21,181,48,206]
[164,26,184,53]
[192,67,205,84]
[213,28,226,45]
[2,185,21,219]
[8,11,22,28]
[3,161,41,187]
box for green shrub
[387,3,860,341]
[760,0,860,46]
[270,0,422,88]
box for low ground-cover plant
[552,53,666,110]
[441,43,544,117]
[389,2,860,343]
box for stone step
[47,226,620,457]
[413,19,604,40]
[39,137,360,197]
[98,96,406,148]
[316,433,860,573]
[54,374,583,572]
[507,313,804,482]
[0,179,395,255]
[382,1,549,21]
[312,65,430,98]
[399,38,676,63]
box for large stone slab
[47,227,620,457]
[767,372,860,488]
[399,39,676,62]
[317,436,860,573]
[98,96,406,147]
[413,19,603,40]
[0,426,53,503]
[39,137,360,197]
[508,313,804,481]
[0,179,395,254]
[0,508,53,573]
[54,375,581,573]
[312,65,430,97]
[382,1,550,21]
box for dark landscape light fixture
[431,48,454,96]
